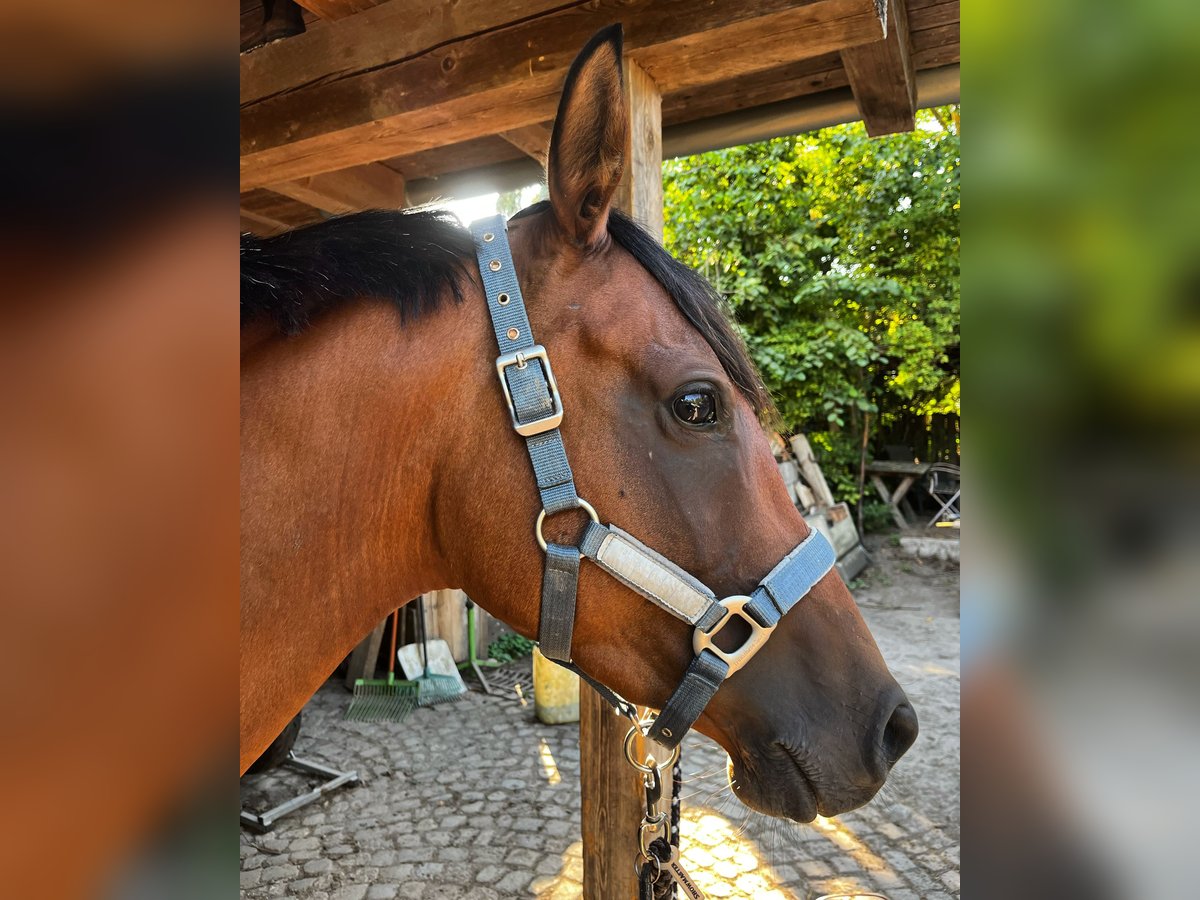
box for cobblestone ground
[240,538,958,899]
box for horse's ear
[547,25,627,247]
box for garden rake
[345,607,417,722]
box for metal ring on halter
[623,723,681,774]
[535,498,599,552]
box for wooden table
[866,461,931,528]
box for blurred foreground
[965,1,1200,897]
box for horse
[240,25,917,825]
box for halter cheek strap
[470,214,836,750]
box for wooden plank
[580,58,662,900]
[911,20,958,51]
[422,589,468,662]
[912,39,959,70]
[343,616,387,688]
[293,0,383,21]
[662,53,848,126]
[909,0,958,31]
[271,162,406,213]
[240,210,288,236]
[632,0,883,94]
[841,0,916,135]
[383,135,524,182]
[790,434,837,508]
[240,0,886,190]
[241,0,567,106]
[240,188,324,232]
[499,123,553,166]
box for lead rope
[653,757,684,900]
[629,721,702,899]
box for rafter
[270,162,406,214]
[841,0,916,135]
[499,123,553,167]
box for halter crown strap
[469,213,838,751]
[472,215,583,661]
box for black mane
[240,208,473,335]
[240,204,770,416]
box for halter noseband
[470,214,836,749]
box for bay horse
[240,26,916,824]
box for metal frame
[239,753,359,832]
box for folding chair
[925,462,960,526]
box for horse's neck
[240,297,486,768]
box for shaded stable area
[239,538,959,899]
[239,0,960,234]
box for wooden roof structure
[239,0,959,235]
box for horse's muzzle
[730,687,919,822]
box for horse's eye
[673,391,717,426]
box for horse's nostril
[881,700,919,766]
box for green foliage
[861,498,897,534]
[663,108,960,507]
[486,632,535,663]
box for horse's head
[446,28,916,822]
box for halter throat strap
[470,214,836,750]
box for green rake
[410,595,467,707]
[345,607,417,722]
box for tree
[663,107,960,514]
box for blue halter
[470,214,836,749]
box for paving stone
[240,868,262,889]
[475,864,504,884]
[494,869,534,893]
[261,864,299,883]
[303,859,333,876]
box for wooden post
[580,58,663,900]
[343,617,387,689]
[421,589,468,662]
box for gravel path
[240,536,959,899]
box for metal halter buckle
[692,595,776,677]
[495,345,564,437]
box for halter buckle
[496,345,564,437]
[692,595,776,677]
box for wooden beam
[580,58,663,900]
[241,0,566,106]
[384,135,525,182]
[499,123,552,167]
[241,187,325,235]
[841,0,917,135]
[909,0,958,32]
[241,212,286,236]
[292,0,383,21]
[662,52,848,127]
[240,0,886,190]
[270,162,406,214]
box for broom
[345,607,417,722]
